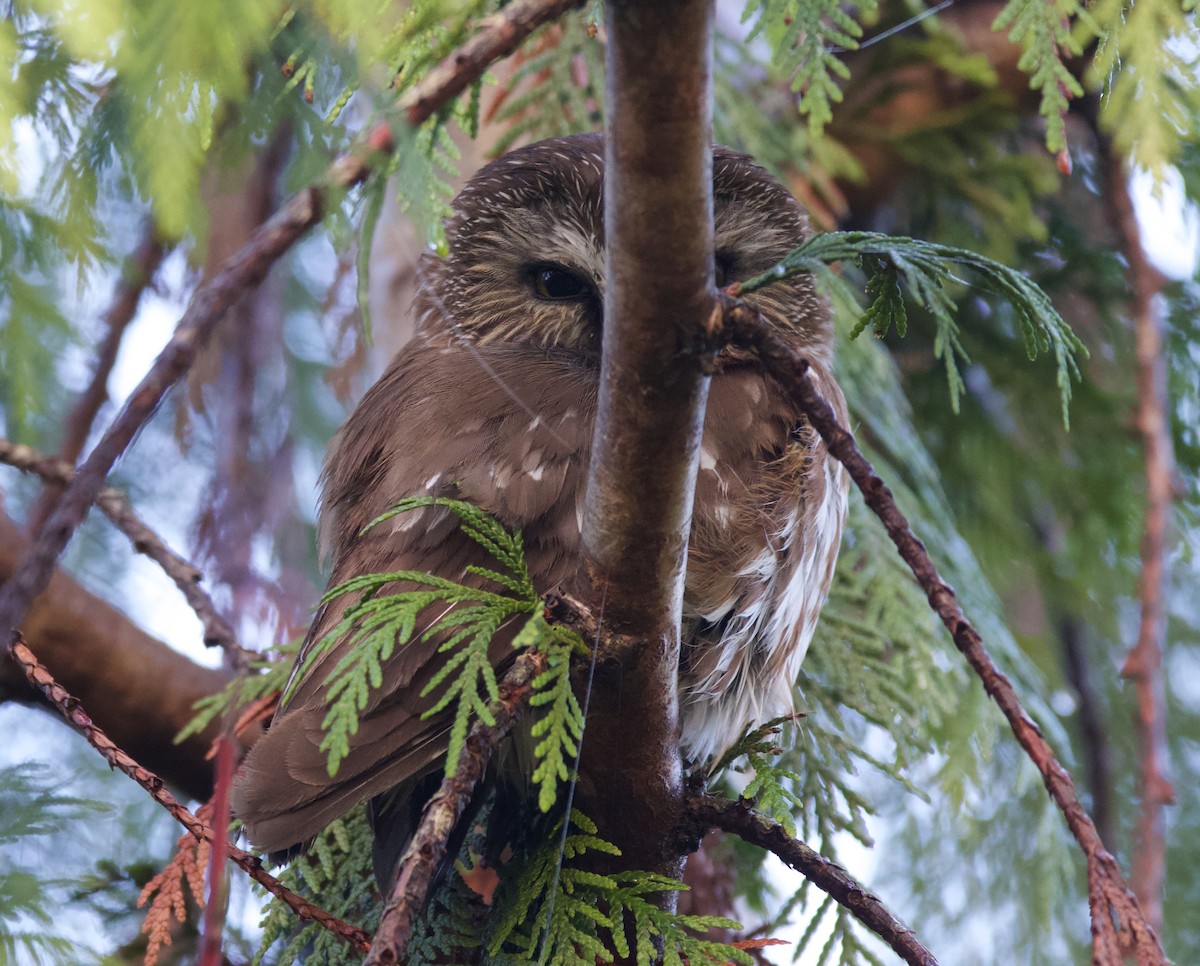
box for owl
[233,133,848,876]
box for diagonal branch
[0,0,584,659]
[9,636,370,954]
[721,303,1168,966]
[28,223,167,533]
[1,438,244,664]
[684,795,938,966]
[399,0,586,124]
[0,183,329,653]
[364,648,547,966]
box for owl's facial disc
[427,134,831,364]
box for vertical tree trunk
[578,0,716,884]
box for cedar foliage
[0,0,1198,963]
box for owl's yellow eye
[531,264,591,300]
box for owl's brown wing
[232,330,597,856]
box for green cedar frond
[389,118,462,252]
[860,253,908,339]
[1082,0,1199,172]
[253,807,378,966]
[485,810,617,961]
[0,764,111,965]
[741,0,878,134]
[487,810,752,966]
[991,0,1087,153]
[175,640,302,744]
[604,873,750,966]
[997,0,1198,171]
[0,763,112,845]
[491,7,605,153]
[711,714,800,775]
[304,497,586,805]
[738,230,1086,423]
[355,170,389,343]
[527,619,587,811]
[741,753,806,839]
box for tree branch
[9,636,370,954]
[721,304,1168,966]
[365,648,547,966]
[0,510,231,800]
[1102,143,1175,937]
[1,438,245,664]
[586,0,716,632]
[399,0,587,125]
[28,222,166,533]
[0,185,328,653]
[685,795,938,966]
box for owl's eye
[714,252,735,288]
[530,264,591,300]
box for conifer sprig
[741,0,879,134]
[737,230,1086,423]
[253,808,379,966]
[486,810,752,966]
[176,641,301,745]
[298,497,588,806]
[992,0,1088,153]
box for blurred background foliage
[0,0,1197,962]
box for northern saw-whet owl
[233,133,849,876]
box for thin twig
[0,438,246,665]
[685,795,938,966]
[1103,146,1175,936]
[9,636,370,954]
[544,591,629,659]
[29,224,167,533]
[1058,615,1115,848]
[0,0,578,660]
[364,648,547,966]
[722,303,1168,966]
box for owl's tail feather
[231,698,449,862]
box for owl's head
[417,133,829,362]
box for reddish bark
[1103,146,1174,937]
[686,796,938,966]
[11,637,370,955]
[575,0,716,889]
